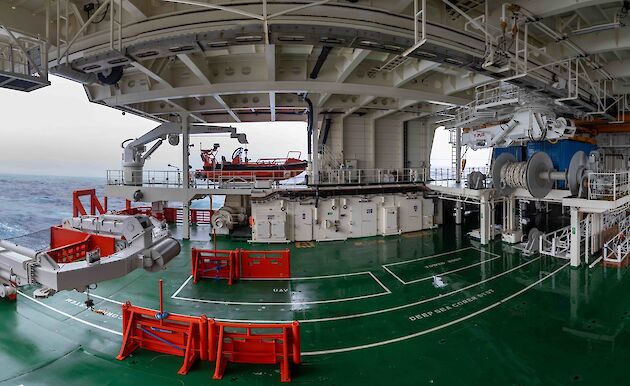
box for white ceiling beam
[165,99,205,122]
[393,60,441,88]
[122,0,147,20]
[391,0,415,13]
[319,49,370,106]
[130,60,172,87]
[266,45,276,121]
[176,53,241,122]
[100,81,468,107]
[600,59,630,79]
[500,0,617,18]
[339,60,440,117]
[177,53,210,85]
[214,95,241,122]
[567,26,630,56]
[69,3,85,27]
[343,96,376,117]
[162,0,263,20]
[266,44,276,81]
[269,92,276,122]
[130,60,209,121]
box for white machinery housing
[462,108,576,150]
[0,214,181,297]
[251,192,439,243]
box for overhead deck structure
[5,1,630,384]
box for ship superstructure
[2,1,630,384]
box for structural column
[312,100,320,184]
[569,207,581,267]
[454,127,463,223]
[479,195,492,245]
[181,114,191,240]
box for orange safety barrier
[240,249,291,279]
[210,321,301,383]
[117,302,208,375]
[191,248,239,285]
[72,189,107,217]
[48,226,116,263]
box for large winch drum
[492,151,587,198]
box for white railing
[317,168,424,185]
[107,170,184,187]
[0,25,48,82]
[429,167,490,182]
[107,169,305,189]
[539,225,571,259]
[540,216,591,260]
[603,216,630,264]
[475,82,521,109]
[588,171,630,201]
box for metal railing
[588,171,630,201]
[0,25,48,84]
[107,169,304,189]
[107,170,184,188]
[603,216,630,264]
[317,168,424,185]
[540,216,591,260]
[108,166,493,189]
[429,167,490,182]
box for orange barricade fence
[116,304,301,382]
[210,321,301,383]
[239,249,291,279]
[191,248,291,284]
[117,302,207,375]
[191,248,238,285]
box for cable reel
[492,151,588,198]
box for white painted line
[84,291,124,305]
[16,259,566,358]
[171,274,193,298]
[298,256,541,323]
[17,291,122,336]
[172,290,390,306]
[90,257,543,325]
[185,256,543,325]
[367,272,392,294]
[170,271,391,305]
[240,271,374,281]
[401,255,503,285]
[383,247,500,268]
[301,261,570,356]
[382,265,407,285]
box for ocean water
[0,174,223,240]
[0,174,113,239]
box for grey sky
[0,75,487,177]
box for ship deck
[1,223,629,385]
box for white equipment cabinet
[252,204,288,243]
[380,206,399,236]
[250,192,437,242]
[293,205,314,241]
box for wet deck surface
[1,224,630,385]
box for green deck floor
[2,223,630,385]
